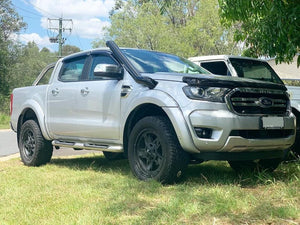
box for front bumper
[188,108,295,153]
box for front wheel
[128,116,189,184]
[19,120,53,166]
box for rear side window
[200,61,229,76]
[59,57,86,82]
[37,67,54,85]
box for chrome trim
[225,87,289,116]
[52,140,123,152]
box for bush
[282,79,300,86]
[0,94,10,115]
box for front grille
[226,88,289,116]
[230,129,294,139]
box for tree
[62,45,80,56]
[93,0,238,58]
[8,42,56,90]
[0,0,26,113]
[0,0,26,41]
[218,0,300,66]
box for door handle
[80,88,89,96]
[121,85,132,97]
[51,88,59,96]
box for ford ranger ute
[10,41,295,183]
[189,55,300,157]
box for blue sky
[11,0,115,51]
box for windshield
[229,58,283,84]
[121,49,210,75]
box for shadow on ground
[49,154,299,187]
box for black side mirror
[94,64,123,80]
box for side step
[52,140,123,152]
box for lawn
[0,154,299,225]
[0,113,10,129]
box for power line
[72,28,84,50]
[25,0,59,18]
[13,4,41,18]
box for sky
[11,0,116,52]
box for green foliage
[93,0,239,58]
[0,0,26,41]
[8,42,57,91]
[219,0,300,66]
[282,79,300,87]
[0,0,26,113]
[0,113,10,129]
[62,45,81,56]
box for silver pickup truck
[10,42,295,183]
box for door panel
[47,53,123,141]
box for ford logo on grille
[258,97,273,108]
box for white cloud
[31,0,115,40]
[73,19,111,39]
[18,33,55,50]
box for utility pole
[47,18,73,57]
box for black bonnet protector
[183,76,287,91]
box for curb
[0,153,20,162]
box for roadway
[0,129,100,159]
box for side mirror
[94,64,123,80]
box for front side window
[89,55,119,80]
[121,49,210,75]
[59,57,86,82]
[200,61,230,76]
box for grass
[0,154,299,225]
[0,113,10,129]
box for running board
[52,140,123,152]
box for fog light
[194,127,212,139]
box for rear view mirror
[94,64,123,80]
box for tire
[19,120,53,166]
[228,158,282,173]
[128,116,189,184]
[103,151,125,160]
[258,158,282,172]
[289,114,300,158]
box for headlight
[183,86,231,102]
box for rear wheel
[128,116,189,184]
[19,120,53,166]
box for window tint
[37,67,54,85]
[89,55,119,80]
[121,49,210,75]
[229,58,283,84]
[200,61,229,76]
[60,57,86,82]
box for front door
[47,53,123,141]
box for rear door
[47,55,89,139]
